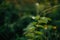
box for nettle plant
[23,4,60,40]
[23,15,52,40]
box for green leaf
[35,31,43,35]
[35,15,40,20]
[25,33,35,38]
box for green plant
[23,15,53,40]
[23,5,60,40]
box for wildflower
[44,25,48,30]
[32,16,35,19]
[53,26,57,30]
[35,3,39,6]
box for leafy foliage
[0,0,60,40]
[23,15,53,40]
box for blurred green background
[0,0,60,40]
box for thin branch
[41,5,60,16]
